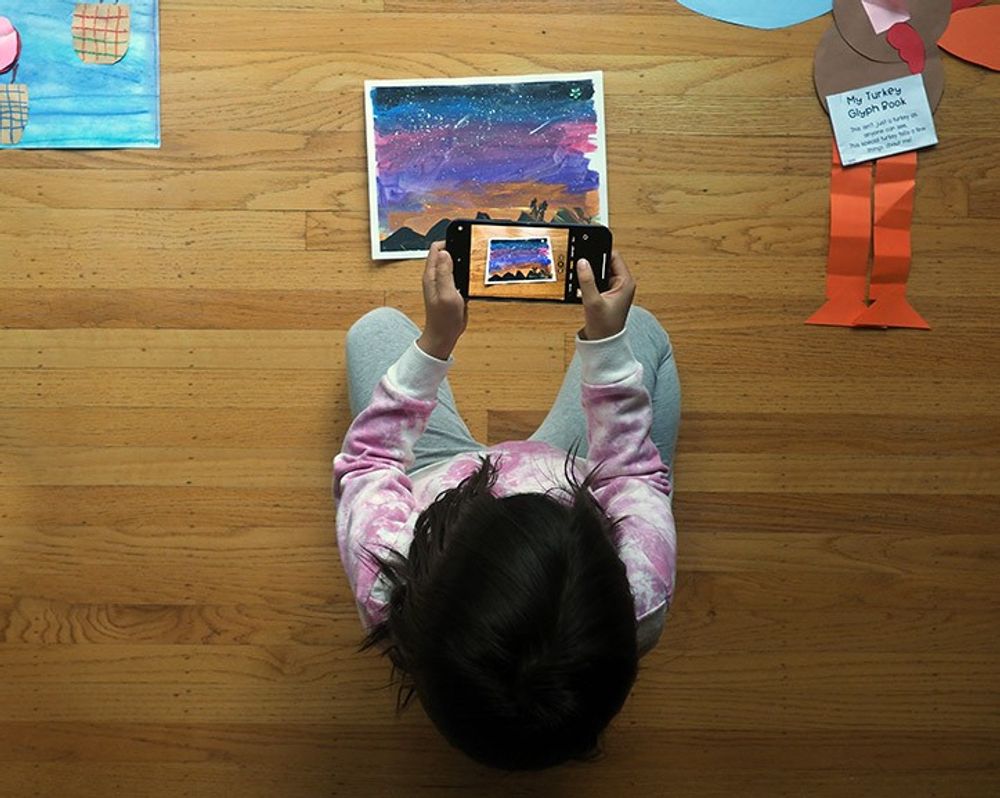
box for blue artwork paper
[676,0,833,30]
[0,2,160,149]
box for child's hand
[577,251,636,340]
[416,241,468,360]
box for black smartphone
[445,219,612,303]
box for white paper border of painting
[485,235,557,286]
[151,0,162,148]
[364,71,609,261]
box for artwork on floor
[486,237,556,284]
[684,0,997,331]
[364,71,608,260]
[0,1,159,149]
[675,0,833,30]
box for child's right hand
[416,241,468,360]
[577,251,636,340]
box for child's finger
[607,251,632,289]
[433,248,458,292]
[424,242,445,284]
[577,259,602,305]
[610,251,632,281]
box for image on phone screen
[470,225,569,300]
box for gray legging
[345,306,681,474]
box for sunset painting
[364,72,608,260]
[486,237,556,284]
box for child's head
[361,456,638,770]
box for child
[334,242,679,770]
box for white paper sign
[827,74,938,166]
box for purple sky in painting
[487,237,553,275]
[370,79,601,235]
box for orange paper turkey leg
[806,143,871,327]
[854,150,930,329]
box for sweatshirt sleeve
[577,329,677,639]
[333,341,451,628]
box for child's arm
[334,243,467,627]
[334,342,450,626]
[578,332,676,619]
[575,254,676,649]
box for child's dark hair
[360,452,639,771]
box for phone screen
[468,224,571,301]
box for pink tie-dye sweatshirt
[333,329,677,654]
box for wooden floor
[2,1,999,795]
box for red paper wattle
[887,22,926,74]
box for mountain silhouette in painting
[486,268,552,283]
[380,218,453,252]
[379,204,598,253]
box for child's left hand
[416,241,468,360]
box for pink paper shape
[861,0,911,34]
[0,17,21,74]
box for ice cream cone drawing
[0,16,28,145]
[73,0,130,64]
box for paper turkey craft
[0,16,28,145]
[676,0,999,330]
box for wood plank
[0,369,350,408]
[2,552,994,611]
[0,332,350,370]
[0,329,560,375]
[4,286,998,339]
[0,448,334,487]
[4,760,993,798]
[0,724,994,777]
[0,130,364,172]
[0,600,348,646]
[5,248,1000,299]
[677,374,1000,414]
[0,644,996,729]
[679,412,1000,455]
[969,179,1000,219]
[0,210,306,250]
[386,0,679,11]
[672,493,1000,537]
[0,169,369,212]
[0,289,381,329]
[674,569,999,612]
[0,486,330,528]
[4,598,997,655]
[17,487,989,539]
[157,11,823,56]
[2,525,994,599]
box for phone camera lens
[582,233,589,240]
